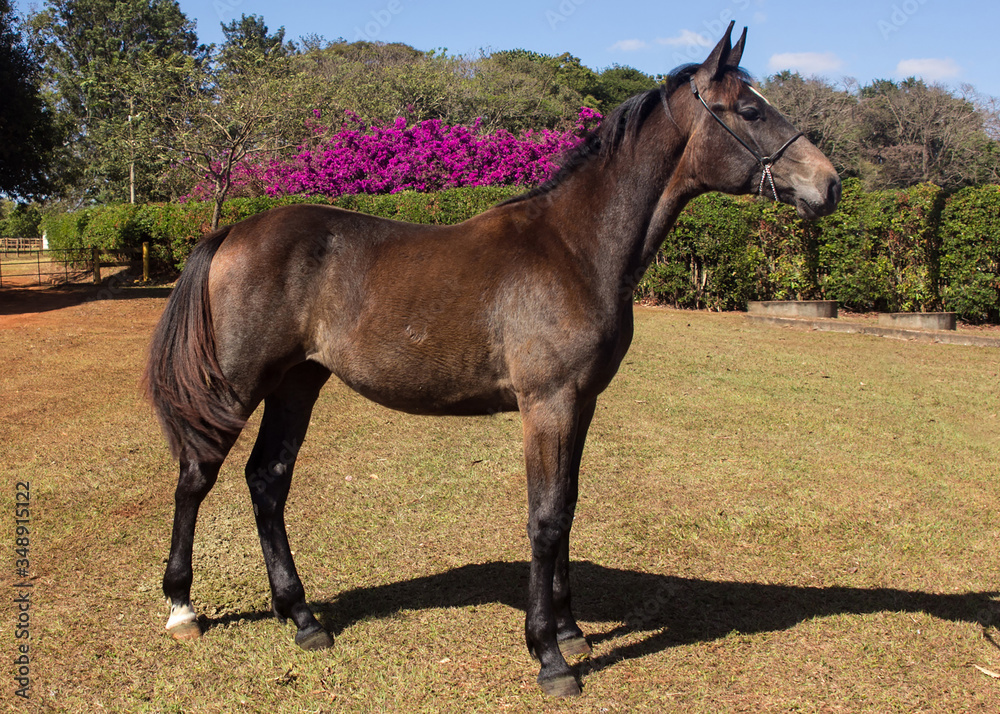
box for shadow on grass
[0,283,173,316]
[207,560,999,673]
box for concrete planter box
[877,312,957,331]
[747,301,839,319]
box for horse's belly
[324,342,518,416]
[338,368,519,416]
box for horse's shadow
[209,560,1000,671]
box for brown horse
[145,23,840,697]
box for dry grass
[1,287,999,712]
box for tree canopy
[0,0,63,200]
[761,73,1000,189]
[9,1,1000,206]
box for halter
[688,78,803,200]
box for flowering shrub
[183,108,603,201]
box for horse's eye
[738,106,761,122]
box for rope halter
[688,78,803,200]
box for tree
[295,40,473,130]
[0,0,62,199]
[593,65,658,110]
[219,13,294,61]
[0,201,42,237]
[31,0,205,203]
[853,77,996,189]
[289,42,656,136]
[762,71,1000,190]
[554,53,601,109]
[465,49,581,132]
[967,86,1000,184]
[152,37,298,228]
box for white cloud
[609,39,647,52]
[768,51,844,75]
[656,30,711,48]
[895,57,961,81]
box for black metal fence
[0,244,149,288]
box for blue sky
[16,0,1000,97]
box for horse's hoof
[167,620,202,641]
[538,673,581,697]
[295,628,333,651]
[166,603,201,641]
[558,635,591,657]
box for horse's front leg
[520,392,587,697]
[552,399,596,659]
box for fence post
[92,246,101,285]
[142,242,150,282]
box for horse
[144,22,841,697]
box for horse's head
[677,22,841,219]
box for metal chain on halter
[687,78,802,201]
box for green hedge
[335,185,522,224]
[637,179,998,322]
[938,185,1000,323]
[813,180,943,312]
[38,181,1000,323]
[42,188,525,271]
[642,192,765,311]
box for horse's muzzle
[795,173,842,220]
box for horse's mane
[499,63,752,207]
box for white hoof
[166,603,200,640]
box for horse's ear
[700,20,735,81]
[728,26,747,68]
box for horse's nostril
[827,174,842,206]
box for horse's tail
[143,227,246,462]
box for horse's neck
[538,134,698,310]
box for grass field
[2,287,999,712]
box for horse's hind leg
[163,457,229,640]
[244,360,332,650]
